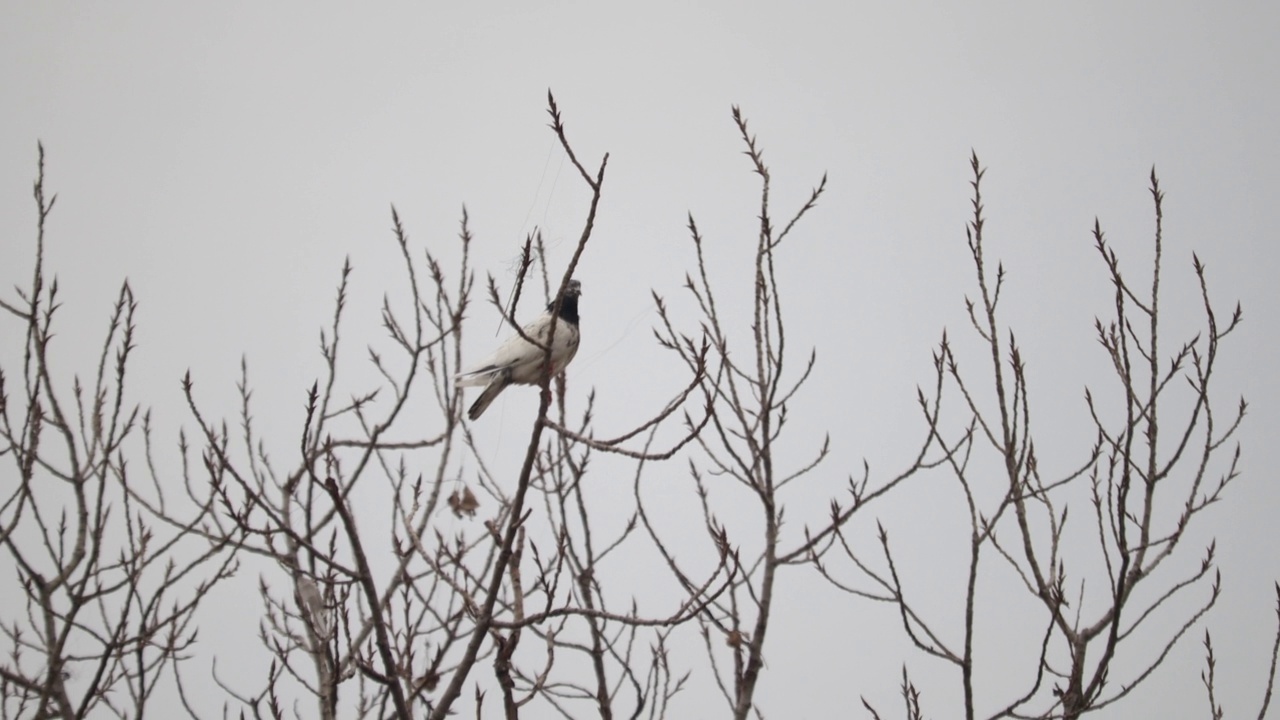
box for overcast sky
[3,2,1277,717]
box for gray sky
[3,2,1277,717]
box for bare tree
[5,100,1276,720]
[634,108,956,720]
[824,154,1256,719]
[0,145,238,719]
[176,92,718,720]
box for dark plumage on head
[550,279,582,324]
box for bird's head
[550,279,582,323]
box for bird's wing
[455,312,554,387]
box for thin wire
[494,140,562,338]
[520,138,557,233]
[580,304,651,370]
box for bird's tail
[467,381,506,420]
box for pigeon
[456,279,582,420]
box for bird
[456,279,582,420]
